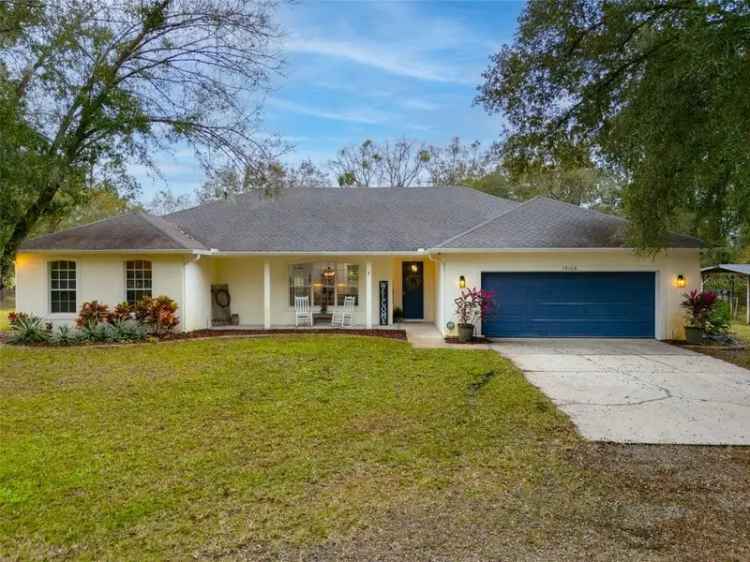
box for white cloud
[285,38,475,85]
[401,98,440,111]
[267,98,392,125]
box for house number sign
[562,265,578,272]
[379,281,389,326]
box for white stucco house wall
[15,187,701,340]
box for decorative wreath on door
[214,288,231,308]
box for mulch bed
[665,339,747,351]
[444,336,492,345]
[1,328,408,347]
[174,328,407,341]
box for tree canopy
[478,0,750,250]
[0,0,282,288]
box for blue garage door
[481,272,655,338]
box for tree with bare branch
[328,139,382,187]
[0,0,284,288]
[379,139,431,187]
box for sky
[133,0,525,202]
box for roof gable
[20,212,206,252]
[437,197,702,250]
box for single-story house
[15,186,701,339]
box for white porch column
[263,260,271,329]
[365,261,373,329]
[438,259,446,334]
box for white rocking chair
[294,296,313,327]
[333,296,356,327]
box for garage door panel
[481,272,655,338]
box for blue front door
[481,272,655,338]
[402,262,424,319]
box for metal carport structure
[701,264,750,325]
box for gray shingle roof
[20,212,206,251]
[165,186,519,252]
[702,264,750,276]
[437,197,702,249]
[20,187,702,253]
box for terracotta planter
[685,326,704,345]
[457,323,474,343]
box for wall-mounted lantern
[674,274,687,288]
[458,275,466,289]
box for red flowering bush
[112,302,133,322]
[134,295,179,335]
[76,301,112,327]
[454,287,496,326]
[681,289,718,330]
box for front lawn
[696,321,750,369]
[1,336,748,560]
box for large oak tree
[478,0,750,250]
[0,0,282,288]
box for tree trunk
[0,180,61,290]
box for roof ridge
[137,212,205,250]
[534,196,704,243]
[432,197,539,249]
[166,185,519,219]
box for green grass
[0,336,576,559]
[2,336,748,560]
[731,321,750,343]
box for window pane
[289,264,312,306]
[50,261,76,313]
[125,261,152,304]
[336,264,359,305]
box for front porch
[195,254,440,331]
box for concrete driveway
[492,339,750,445]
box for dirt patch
[444,336,492,345]
[245,443,750,562]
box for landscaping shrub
[7,296,177,345]
[112,302,134,322]
[80,321,109,342]
[134,295,179,335]
[7,312,50,344]
[50,325,84,346]
[110,319,148,342]
[76,301,112,327]
[706,299,731,335]
[681,289,719,331]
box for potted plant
[454,287,495,342]
[681,289,718,344]
[392,306,403,324]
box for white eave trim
[201,250,426,256]
[19,246,699,256]
[427,247,699,254]
[19,248,197,254]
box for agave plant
[7,313,50,345]
[50,325,83,346]
[110,319,148,342]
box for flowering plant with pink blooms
[454,287,495,326]
[681,289,718,330]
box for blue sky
[134,1,524,201]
